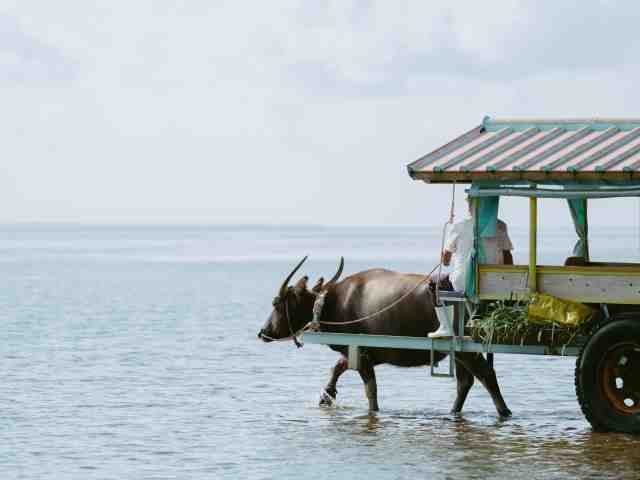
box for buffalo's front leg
[456,352,511,417]
[320,356,348,406]
[358,359,379,412]
[451,360,475,413]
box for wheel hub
[601,344,640,415]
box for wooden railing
[478,264,640,304]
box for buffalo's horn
[279,256,308,297]
[325,256,344,287]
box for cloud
[0,15,76,85]
[273,1,640,96]
[0,1,639,226]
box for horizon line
[0,221,635,230]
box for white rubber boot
[429,304,455,338]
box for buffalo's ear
[311,277,324,293]
[294,276,308,293]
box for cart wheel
[575,318,640,433]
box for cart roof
[408,117,640,184]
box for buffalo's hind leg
[456,352,512,418]
[451,360,475,414]
[320,356,348,406]
[358,358,379,412]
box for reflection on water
[309,407,640,479]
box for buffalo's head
[258,256,343,345]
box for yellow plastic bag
[527,293,594,328]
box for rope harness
[266,260,443,348]
[260,293,306,347]
[258,326,308,345]
[271,183,458,348]
[312,262,441,327]
[285,296,303,348]
[262,262,440,348]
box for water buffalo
[258,256,512,417]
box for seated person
[432,198,514,293]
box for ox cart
[303,117,640,434]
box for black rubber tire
[575,317,640,434]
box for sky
[2,0,640,227]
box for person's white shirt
[445,218,513,291]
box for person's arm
[442,250,453,266]
[498,220,514,265]
[442,224,459,267]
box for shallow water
[1,224,639,479]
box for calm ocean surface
[2,224,640,479]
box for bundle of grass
[467,294,589,348]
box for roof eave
[410,170,639,184]
[406,125,483,173]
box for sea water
[1,224,639,479]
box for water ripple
[2,226,640,479]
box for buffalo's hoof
[499,408,513,419]
[319,388,337,407]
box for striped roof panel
[407,117,640,183]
